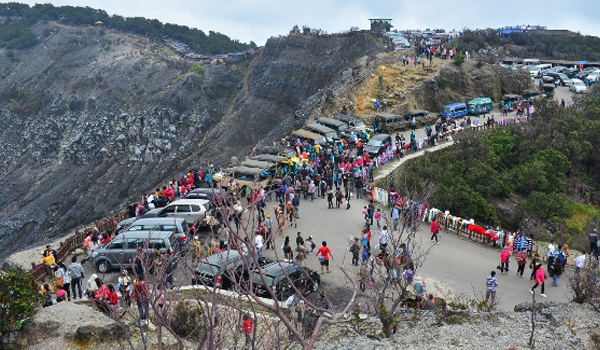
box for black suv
[252,261,320,300]
[192,250,272,290]
[364,133,392,157]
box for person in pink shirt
[530,263,547,297]
[499,247,511,274]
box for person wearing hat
[530,263,547,298]
[589,229,599,259]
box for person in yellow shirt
[40,253,56,281]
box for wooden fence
[30,210,130,281]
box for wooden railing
[30,210,130,281]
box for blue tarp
[578,61,588,64]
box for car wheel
[96,260,110,273]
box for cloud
[9,0,600,45]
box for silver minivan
[92,230,179,273]
[125,217,189,249]
[157,199,211,225]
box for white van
[530,64,552,77]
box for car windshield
[367,140,382,147]
[573,81,585,86]
[253,274,276,287]
[443,106,452,112]
[200,263,220,274]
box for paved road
[264,195,571,311]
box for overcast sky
[8,0,600,45]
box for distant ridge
[0,2,256,54]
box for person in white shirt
[574,254,586,275]
[255,234,264,259]
[547,240,556,257]
[379,227,389,252]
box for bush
[0,267,41,333]
[453,53,465,66]
[569,267,600,304]
[167,301,205,340]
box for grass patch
[563,201,600,235]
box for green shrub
[167,301,205,340]
[0,267,41,333]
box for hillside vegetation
[0,2,254,53]
[393,87,600,250]
[456,29,600,61]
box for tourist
[530,263,547,298]
[516,249,527,279]
[430,216,442,244]
[316,241,333,274]
[499,247,510,274]
[132,276,150,321]
[485,271,498,306]
[67,256,84,300]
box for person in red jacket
[499,247,511,274]
[530,263,547,298]
[430,216,442,244]
[242,314,253,345]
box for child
[362,206,369,225]
[375,209,382,229]
[361,247,370,264]
[56,286,67,303]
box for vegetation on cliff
[456,29,600,61]
[0,2,254,53]
[397,86,600,250]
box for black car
[193,250,273,290]
[364,133,392,157]
[185,188,227,201]
[252,261,320,300]
[193,250,247,289]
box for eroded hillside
[0,23,383,255]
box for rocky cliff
[412,61,532,112]
[0,22,383,256]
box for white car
[586,74,599,83]
[569,79,587,93]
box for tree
[352,184,434,338]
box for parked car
[92,230,180,273]
[124,217,189,250]
[570,79,587,93]
[403,109,431,120]
[334,114,371,134]
[316,117,349,137]
[440,102,468,119]
[364,133,391,157]
[542,84,555,99]
[252,261,320,300]
[156,199,211,225]
[191,250,272,290]
[373,114,406,133]
[185,188,227,201]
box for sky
[6,0,600,45]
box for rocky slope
[0,22,382,256]
[17,301,600,349]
